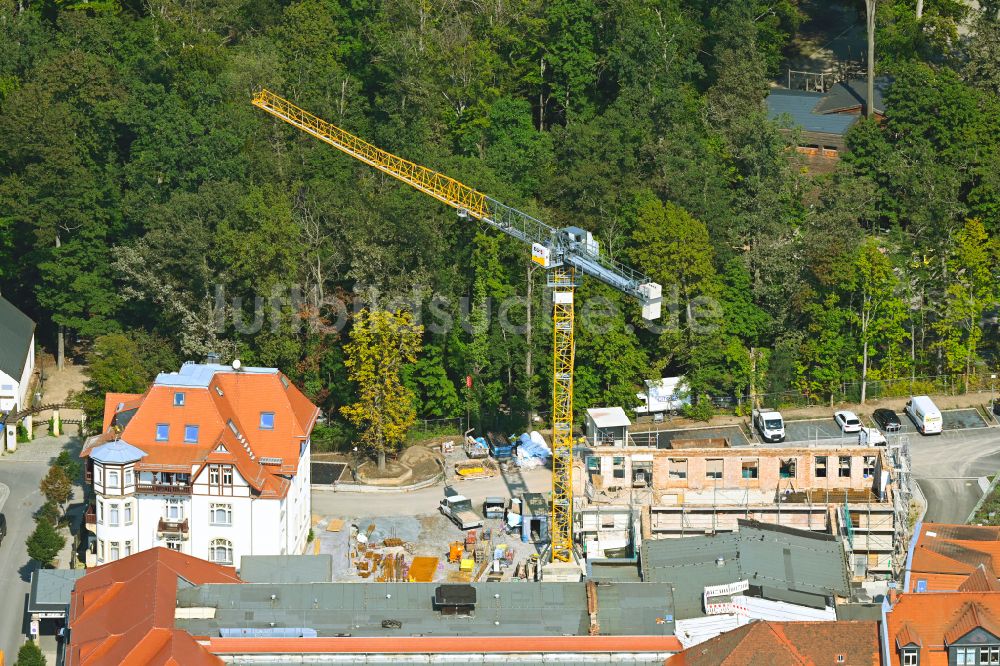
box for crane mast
[252,89,661,566]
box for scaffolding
[889,435,914,579]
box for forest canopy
[1,0,998,444]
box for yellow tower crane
[252,90,661,567]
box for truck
[634,377,690,416]
[439,495,483,530]
[486,432,514,459]
[752,408,785,443]
[859,427,887,446]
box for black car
[0,513,6,546]
[872,408,902,432]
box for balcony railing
[137,483,192,495]
[157,518,189,539]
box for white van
[905,396,943,435]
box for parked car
[834,410,862,433]
[872,408,902,433]
[0,513,6,547]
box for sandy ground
[312,510,544,584]
[15,353,87,437]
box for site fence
[738,372,1000,412]
[408,417,465,441]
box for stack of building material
[407,557,439,582]
[514,431,551,468]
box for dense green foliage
[1,0,999,434]
[14,641,46,666]
[26,517,65,568]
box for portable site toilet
[585,407,631,447]
[519,493,550,544]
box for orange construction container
[448,542,464,563]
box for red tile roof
[895,621,922,648]
[101,393,144,431]
[83,366,319,498]
[910,523,1000,592]
[886,592,1000,666]
[67,548,241,666]
[207,635,684,655]
[943,602,1000,645]
[959,565,1000,593]
[665,621,879,666]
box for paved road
[0,461,51,661]
[908,427,1000,523]
[0,435,79,662]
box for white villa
[80,361,319,568]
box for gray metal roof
[641,521,851,619]
[0,296,34,383]
[240,554,333,584]
[766,89,858,136]
[28,569,86,615]
[175,581,675,638]
[588,560,642,583]
[89,440,147,464]
[813,77,891,115]
[836,602,883,621]
[641,533,743,618]
[154,362,278,388]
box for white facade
[1,331,35,450]
[0,332,34,413]
[84,362,319,569]
[90,441,311,569]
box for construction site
[250,89,918,589]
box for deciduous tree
[340,309,423,472]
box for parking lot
[778,408,990,444]
[629,425,751,448]
[783,418,856,443]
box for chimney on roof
[206,351,220,365]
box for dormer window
[173,392,185,406]
[981,647,1000,665]
[901,648,918,665]
[155,424,169,441]
[259,412,275,430]
[956,647,975,665]
[184,425,199,443]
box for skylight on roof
[259,412,275,430]
[173,392,185,407]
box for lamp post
[991,374,997,416]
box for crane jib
[251,88,661,318]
